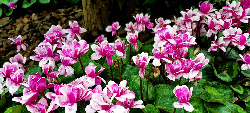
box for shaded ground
[0,5,83,65]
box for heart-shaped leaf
[22,0,36,8]
[230,85,244,94]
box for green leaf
[233,104,246,113]
[58,75,75,84]
[205,85,234,103]
[4,106,13,113]
[127,75,154,101]
[4,8,13,16]
[192,86,211,102]
[0,8,2,17]
[12,105,23,113]
[246,102,250,112]
[241,69,250,78]
[154,84,177,112]
[121,64,139,80]
[223,61,240,78]
[212,64,232,82]
[204,102,231,113]
[230,85,244,94]
[0,95,6,108]
[24,65,42,79]
[38,0,50,4]
[186,98,207,113]
[22,0,36,8]
[141,45,153,56]
[144,104,160,113]
[201,64,214,81]
[226,47,240,59]
[224,102,238,113]
[187,45,196,59]
[239,88,250,102]
[14,85,24,95]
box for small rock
[23,18,30,24]
[31,13,38,21]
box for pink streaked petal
[9,83,20,95]
[139,68,145,78]
[132,43,138,51]
[106,26,113,32]
[65,103,77,113]
[173,101,183,108]
[183,102,194,112]
[91,53,102,60]
[106,56,113,65]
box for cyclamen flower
[55,84,93,113]
[237,53,250,70]
[95,35,107,44]
[9,53,26,71]
[59,39,89,60]
[43,32,63,48]
[103,80,135,102]
[199,1,215,15]
[58,56,77,77]
[106,22,121,36]
[8,2,17,9]
[125,22,135,33]
[91,40,115,65]
[85,93,128,113]
[166,60,184,81]
[9,35,29,52]
[153,17,171,32]
[0,62,19,78]
[114,39,128,58]
[173,85,194,112]
[133,13,154,32]
[132,52,152,78]
[65,21,87,41]
[85,63,106,85]
[116,92,145,110]
[241,0,250,9]
[126,32,139,51]
[26,97,48,113]
[42,61,59,82]
[30,42,60,67]
[6,69,25,95]
[208,36,226,52]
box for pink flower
[0,62,19,78]
[106,22,121,36]
[85,63,106,85]
[45,84,63,112]
[42,61,59,82]
[125,22,135,33]
[12,88,39,105]
[237,53,250,70]
[58,56,76,77]
[8,2,17,9]
[6,69,25,95]
[9,53,26,71]
[166,60,184,81]
[9,35,29,52]
[126,32,139,51]
[65,21,87,41]
[116,92,144,110]
[59,39,89,60]
[133,13,154,32]
[26,97,48,113]
[132,52,152,78]
[208,36,226,52]
[199,1,214,15]
[174,32,197,48]
[85,93,128,113]
[43,32,63,48]
[173,85,194,112]
[189,72,202,86]
[30,42,60,67]
[95,35,107,44]
[91,40,115,65]
[103,80,135,102]
[55,84,93,113]
[114,39,128,58]
[153,18,171,32]
[241,0,250,9]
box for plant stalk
[140,77,143,101]
[235,94,250,104]
[55,77,61,85]
[146,67,153,105]
[117,59,122,81]
[233,78,250,87]
[219,47,233,73]
[78,56,85,75]
[110,65,114,81]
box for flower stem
[179,77,182,85]
[146,67,153,105]
[233,78,250,87]
[187,78,190,87]
[129,44,132,65]
[55,77,61,85]
[173,108,176,113]
[78,56,85,75]
[140,77,143,101]
[117,59,122,82]
[79,101,86,108]
[110,65,114,81]
[219,47,233,73]
[235,94,250,104]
